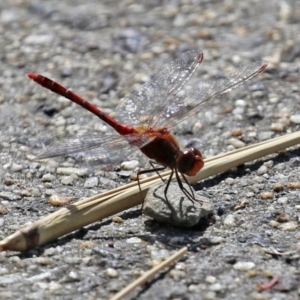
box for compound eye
[177,148,204,176]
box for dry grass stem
[109,247,188,300]
[1,131,300,252]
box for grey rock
[143,183,213,227]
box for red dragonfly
[28,50,267,209]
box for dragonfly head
[177,148,204,176]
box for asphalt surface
[0,1,300,299]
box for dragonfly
[28,50,267,210]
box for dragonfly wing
[36,134,123,159]
[115,50,203,127]
[36,132,154,166]
[154,60,268,128]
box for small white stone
[258,131,274,141]
[205,275,217,284]
[68,271,79,280]
[150,249,170,260]
[290,114,300,124]
[121,160,139,170]
[61,174,77,185]
[84,177,98,188]
[235,99,247,107]
[42,173,56,182]
[227,138,246,149]
[57,167,88,176]
[264,160,274,168]
[233,261,255,271]
[10,163,23,172]
[209,237,226,245]
[173,14,186,27]
[278,221,298,231]
[209,283,224,292]
[225,178,235,185]
[257,165,268,175]
[223,214,236,227]
[48,281,63,291]
[106,268,118,278]
[126,237,142,244]
[277,197,288,204]
[271,122,284,132]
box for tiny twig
[109,247,188,300]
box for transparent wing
[36,133,154,165]
[153,60,268,128]
[115,50,203,127]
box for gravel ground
[1,1,300,299]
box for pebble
[223,214,236,227]
[10,163,23,172]
[35,257,53,266]
[231,128,243,137]
[121,160,139,170]
[258,131,274,141]
[260,192,274,200]
[286,182,300,189]
[209,283,225,292]
[233,261,255,271]
[227,138,246,148]
[290,114,300,124]
[56,167,88,177]
[0,192,21,201]
[84,177,98,188]
[49,195,73,206]
[173,14,187,27]
[209,237,226,245]
[126,237,142,244]
[20,189,32,197]
[28,272,52,282]
[61,174,78,185]
[257,165,268,175]
[68,271,79,280]
[276,213,289,223]
[0,274,23,285]
[205,275,217,284]
[273,182,283,193]
[278,221,298,231]
[0,205,8,215]
[112,216,123,224]
[43,248,56,256]
[48,281,63,291]
[150,249,170,261]
[225,178,235,185]
[269,220,279,228]
[203,291,217,300]
[169,269,186,280]
[235,99,247,107]
[277,196,288,204]
[143,183,213,227]
[253,176,265,183]
[24,34,54,45]
[264,160,274,168]
[106,268,118,278]
[42,173,56,182]
[271,122,284,132]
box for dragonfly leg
[137,165,166,212]
[174,169,202,207]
